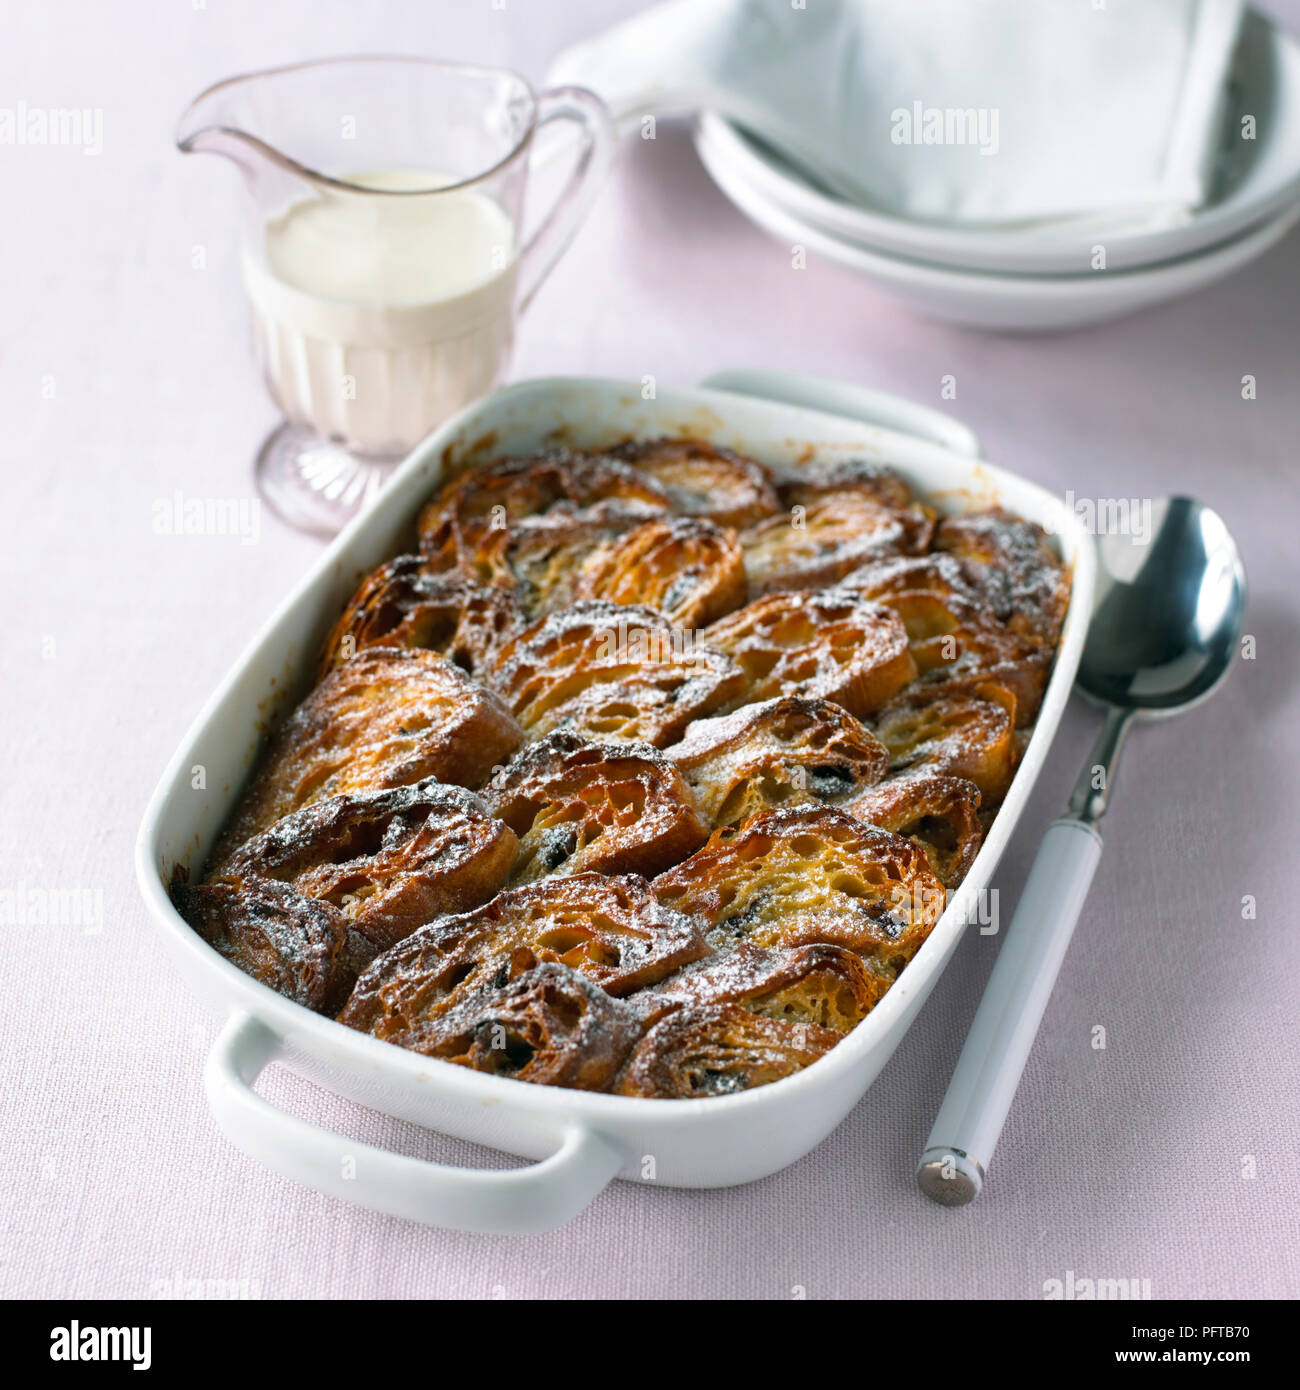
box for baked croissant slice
[339,871,709,1040]
[211,647,523,866]
[740,490,934,594]
[217,780,518,952]
[316,557,523,683]
[418,450,670,572]
[872,589,1050,726]
[665,695,888,827]
[776,458,918,513]
[841,551,987,609]
[171,876,367,1016]
[700,588,916,717]
[611,437,780,529]
[577,516,748,629]
[490,600,746,747]
[653,805,945,974]
[483,732,707,882]
[656,941,885,1033]
[465,502,658,617]
[384,960,644,1091]
[615,1003,840,1098]
[872,687,1017,806]
[846,772,983,889]
[934,509,1070,649]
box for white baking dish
[135,373,1095,1233]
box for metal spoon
[916,496,1246,1206]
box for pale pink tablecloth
[2,0,1298,1300]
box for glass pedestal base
[255,422,401,538]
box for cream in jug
[178,57,612,535]
[243,170,518,457]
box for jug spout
[176,79,276,182]
[177,122,257,167]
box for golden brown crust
[656,941,885,1033]
[934,509,1070,649]
[338,872,709,1039]
[339,926,532,1038]
[577,516,748,629]
[615,1002,840,1098]
[872,688,1016,807]
[490,600,746,747]
[392,960,644,1090]
[467,503,661,616]
[665,695,888,827]
[483,731,708,881]
[741,489,934,594]
[317,556,523,683]
[840,551,987,608]
[211,648,523,866]
[776,459,917,512]
[845,772,983,889]
[700,588,917,717]
[612,437,780,529]
[221,780,518,951]
[653,805,945,974]
[871,589,1050,726]
[171,876,367,1015]
[417,450,670,572]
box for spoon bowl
[1078,496,1246,715]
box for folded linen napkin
[548,0,1244,231]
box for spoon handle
[916,817,1102,1206]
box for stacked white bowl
[691,9,1300,330]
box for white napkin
[548,0,1244,232]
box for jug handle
[517,87,614,312]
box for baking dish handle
[205,1013,623,1234]
[698,368,985,459]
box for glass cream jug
[178,57,611,536]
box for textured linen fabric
[548,0,1244,228]
[1,0,1298,1301]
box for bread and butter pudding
[173,437,1070,1099]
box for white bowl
[696,11,1300,276]
[696,113,1300,332]
[136,376,1094,1233]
